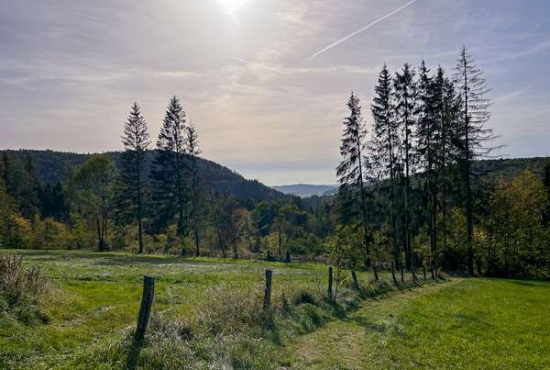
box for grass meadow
[1,250,549,370]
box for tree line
[335,46,550,279]
[0,47,549,279]
[0,97,328,260]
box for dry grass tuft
[0,254,49,323]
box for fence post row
[263,269,272,310]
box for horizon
[2,0,550,185]
[1,147,547,187]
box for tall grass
[61,271,429,370]
[0,254,49,324]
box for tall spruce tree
[371,64,401,269]
[120,102,150,254]
[415,61,439,271]
[438,73,462,253]
[394,63,416,270]
[151,96,189,252]
[336,92,379,280]
[186,123,202,257]
[453,46,494,275]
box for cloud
[229,56,285,73]
[491,39,550,62]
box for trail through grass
[286,278,550,370]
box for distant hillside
[272,184,338,197]
[288,157,550,203]
[1,149,285,201]
[474,157,550,182]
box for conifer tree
[415,61,439,270]
[371,65,401,269]
[120,102,150,254]
[337,92,378,280]
[438,73,462,252]
[453,46,494,275]
[186,123,202,257]
[394,63,416,270]
[151,96,189,251]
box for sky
[1,0,549,186]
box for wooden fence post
[134,276,155,345]
[263,269,272,310]
[328,267,333,301]
[351,270,360,290]
[127,276,155,370]
[423,265,427,281]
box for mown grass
[0,249,416,370]
[287,278,550,370]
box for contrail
[229,56,284,73]
[307,0,420,61]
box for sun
[217,0,253,13]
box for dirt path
[285,280,460,370]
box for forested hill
[0,149,285,201]
[474,157,550,181]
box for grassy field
[0,250,386,370]
[1,250,549,370]
[287,278,550,370]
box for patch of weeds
[0,254,50,324]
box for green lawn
[1,250,548,370]
[287,278,550,370]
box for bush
[0,254,49,324]
[2,215,33,249]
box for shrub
[2,215,33,249]
[0,254,49,323]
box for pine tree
[438,73,462,254]
[151,96,189,251]
[371,64,401,270]
[186,123,202,257]
[394,63,416,270]
[453,46,494,275]
[415,61,440,271]
[120,102,150,254]
[336,92,379,280]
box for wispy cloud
[228,56,378,76]
[490,39,550,62]
[307,0,420,61]
[229,56,285,73]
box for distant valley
[271,184,339,197]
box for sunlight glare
[217,0,253,14]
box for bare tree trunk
[96,218,104,252]
[138,217,144,254]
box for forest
[1,47,549,279]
